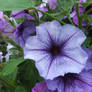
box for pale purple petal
[24,36,50,62]
[46,77,64,92]
[58,24,86,47]
[48,0,57,9]
[36,20,62,45]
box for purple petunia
[46,48,92,92]
[14,20,36,47]
[24,20,88,80]
[46,70,92,92]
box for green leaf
[0,0,37,11]
[86,0,92,3]
[15,86,27,92]
[57,0,74,11]
[5,68,18,84]
[17,60,43,91]
[1,57,24,76]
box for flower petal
[24,36,49,62]
[63,47,88,71]
[60,24,86,48]
[36,20,62,45]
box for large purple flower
[24,20,88,80]
[14,20,36,47]
[32,81,57,92]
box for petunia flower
[46,70,92,92]
[46,48,92,92]
[24,20,88,80]
[14,20,36,47]
[32,81,57,92]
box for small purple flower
[32,81,57,92]
[0,11,8,31]
[14,20,36,47]
[46,48,92,92]
[24,20,88,80]
[48,0,57,9]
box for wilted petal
[32,81,57,92]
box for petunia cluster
[0,0,92,92]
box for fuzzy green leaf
[1,57,24,76]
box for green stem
[30,7,66,25]
[75,3,82,28]
[67,11,74,25]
